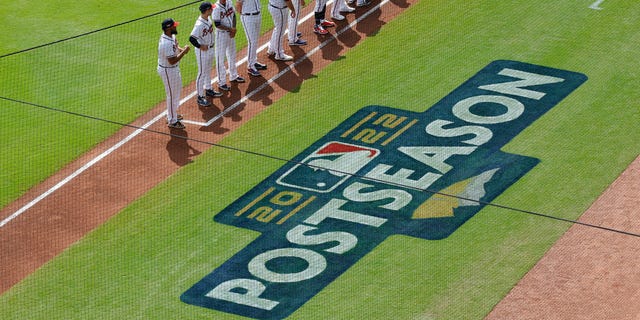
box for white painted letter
[452,95,524,124]
[248,248,326,283]
[304,199,387,227]
[425,119,493,146]
[365,164,441,190]
[343,182,412,210]
[287,225,357,254]
[479,68,564,100]
[206,278,279,310]
[398,146,476,174]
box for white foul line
[0,113,168,228]
[0,0,389,229]
[589,0,604,10]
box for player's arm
[235,0,243,14]
[189,35,200,48]
[167,45,190,65]
[214,20,229,31]
[232,10,236,28]
[286,0,295,18]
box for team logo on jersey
[181,60,587,319]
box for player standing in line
[267,0,296,61]
[236,0,268,77]
[189,2,222,108]
[312,0,336,35]
[287,0,307,46]
[213,0,246,91]
[330,0,355,21]
[157,18,190,129]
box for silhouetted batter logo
[181,60,587,319]
[277,142,380,192]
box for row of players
[158,0,371,129]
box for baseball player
[287,0,307,46]
[157,18,190,129]
[213,0,246,91]
[189,2,222,108]
[331,0,355,21]
[267,0,296,60]
[236,0,267,77]
[313,0,336,35]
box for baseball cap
[199,2,213,12]
[161,18,179,30]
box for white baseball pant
[241,14,262,70]
[216,30,240,86]
[195,46,215,96]
[157,66,182,124]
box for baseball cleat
[266,50,275,57]
[332,14,345,21]
[289,38,308,46]
[341,6,356,12]
[248,68,261,77]
[275,54,294,61]
[254,62,267,70]
[168,121,185,129]
[356,0,371,6]
[231,76,246,83]
[166,114,184,123]
[197,96,212,107]
[219,84,231,91]
[320,20,336,28]
[205,89,223,97]
[297,32,303,38]
[313,24,329,35]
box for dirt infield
[1,1,639,319]
[486,155,640,319]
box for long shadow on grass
[166,130,202,166]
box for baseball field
[1,0,639,319]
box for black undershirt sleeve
[188,35,200,48]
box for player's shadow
[317,33,345,62]
[390,0,410,8]
[354,3,385,36]
[270,56,318,93]
[245,74,275,106]
[165,130,201,166]
[224,101,246,122]
[223,84,245,122]
[336,22,362,49]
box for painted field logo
[181,60,587,319]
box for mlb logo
[276,142,380,193]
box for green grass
[2,0,640,319]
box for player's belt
[241,11,260,15]
[269,3,287,9]
[158,64,177,68]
